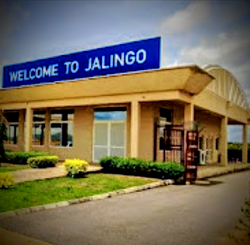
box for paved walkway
[7,162,250,183]
[12,164,102,183]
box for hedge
[28,155,59,168]
[4,151,52,165]
[99,156,185,180]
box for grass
[0,163,30,173]
[0,173,156,213]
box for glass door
[93,108,126,162]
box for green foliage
[228,142,250,150]
[0,173,14,189]
[0,112,7,164]
[64,159,89,178]
[0,174,154,213]
[4,151,52,165]
[99,156,185,180]
[28,155,59,168]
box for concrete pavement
[0,171,249,245]
[12,164,102,183]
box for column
[18,110,25,150]
[212,136,217,163]
[242,124,248,163]
[184,103,194,123]
[130,100,140,158]
[220,116,228,166]
[45,109,50,151]
[24,106,33,152]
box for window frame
[49,109,74,148]
[32,110,46,146]
[4,112,19,145]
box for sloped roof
[203,65,249,110]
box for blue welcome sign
[2,37,160,88]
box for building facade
[0,65,249,165]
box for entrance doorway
[93,108,126,162]
[154,122,200,182]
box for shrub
[99,156,185,180]
[64,159,89,178]
[4,151,52,165]
[0,173,14,189]
[28,156,59,168]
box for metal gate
[154,122,199,183]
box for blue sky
[0,0,249,142]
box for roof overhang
[0,65,213,105]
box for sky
[0,0,249,142]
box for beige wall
[138,102,154,160]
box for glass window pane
[110,147,125,157]
[94,147,108,162]
[51,123,61,146]
[33,110,45,122]
[67,123,73,147]
[9,125,18,144]
[94,110,126,121]
[5,112,19,123]
[51,109,74,121]
[51,113,62,121]
[94,124,108,146]
[32,123,45,145]
[159,108,172,125]
[50,109,74,147]
[110,123,125,147]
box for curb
[0,179,174,219]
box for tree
[0,111,7,165]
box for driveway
[0,171,249,245]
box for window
[199,136,203,150]
[50,109,74,147]
[159,108,172,150]
[216,137,219,150]
[4,112,19,145]
[33,110,46,145]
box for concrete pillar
[184,103,194,123]
[242,124,248,163]
[44,109,50,151]
[24,106,33,152]
[18,110,25,151]
[130,100,140,158]
[220,116,228,166]
[211,136,215,163]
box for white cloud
[161,1,210,34]
[177,31,250,66]
[162,28,250,104]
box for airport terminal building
[0,38,249,171]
